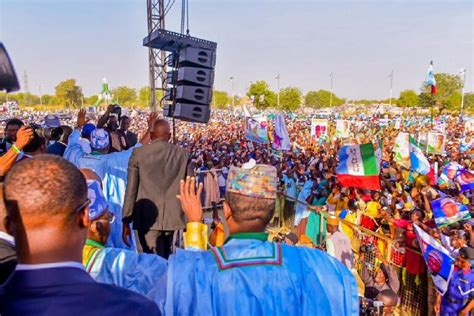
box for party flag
[409,136,430,174]
[425,61,437,95]
[336,143,380,190]
[413,224,454,295]
[431,197,471,228]
[272,113,291,151]
[245,116,268,144]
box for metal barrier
[274,193,429,316]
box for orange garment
[210,222,226,247]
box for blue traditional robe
[64,129,138,250]
[166,233,359,315]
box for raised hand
[77,109,87,128]
[147,112,159,130]
[177,176,203,222]
[14,126,33,150]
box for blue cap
[44,115,60,128]
[90,128,109,150]
[86,180,109,221]
[82,124,96,137]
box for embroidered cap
[90,128,110,150]
[87,180,109,221]
[226,159,277,199]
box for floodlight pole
[275,74,280,108]
[460,68,466,118]
[230,76,235,107]
[329,73,334,108]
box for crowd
[0,105,473,315]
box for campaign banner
[465,119,474,133]
[310,119,328,139]
[393,132,410,169]
[417,132,428,151]
[414,224,454,295]
[433,119,445,133]
[335,120,351,138]
[394,118,402,129]
[427,132,445,155]
[431,197,471,228]
[245,116,268,144]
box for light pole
[39,85,43,107]
[460,68,466,118]
[275,74,280,108]
[229,76,235,107]
[389,70,393,107]
[329,73,334,107]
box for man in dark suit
[118,116,138,149]
[0,155,160,316]
[122,119,193,259]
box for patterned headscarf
[90,128,110,150]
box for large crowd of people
[0,105,473,315]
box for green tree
[112,86,137,106]
[40,94,54,105]
[421,73,462,112]
[418,92,434,109]
[463,93,474,113]
[86,95,99,106]
[397,90,419,107]
[279,87,302,111]
[304,90,343,108]
[55,79,83,108]
[212,90,230,109]
[247,80,277,109]
[445,91,462,111]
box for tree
[278,87,302,111]
[55,79,83,108]
[421,73,462,112]
[397,90,419,107]
[418,92,434,109]
[112,86,137,106]
[86,95,99,106]
[463,93,474,113]
[304,90,343,108]
[445,91,462,112]
[247,80,277,109]
[212,90,230,109]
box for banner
[427,132,445,155]
[245,116,268,144]
[417,132,428,151]
[433,119,445,133]
[431,197,471,227]
[310,119,328,139]
[336,143,380,190]
[272,113,291,151]
[394,118,401,130]
[335,120,351,138]
[465,119,474,133]
[393,132,410,169]
[413,224,454,295]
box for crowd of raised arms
[0,104,473,316]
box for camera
[359,297,384,316]
[31,125,63,141]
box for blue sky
[0,0,472,100]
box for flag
[431,197,471,228]
[272,113,291,151]
[245,115,268,143]
[336,143,380,190]
[425,61,437,95]
[413,224,454,295]
[409,136,430,174]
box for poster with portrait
[431,197,471,228]
[335,120,351,138]
[245,115,268,144]
[427,132,445,155]
[310,119,328,139]
[414,224,454,295]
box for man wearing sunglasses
[0,155,159,316]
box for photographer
[0,118,24,156]
[0,126,33,179]
[361,249,400,300]
[97,104,126,153]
